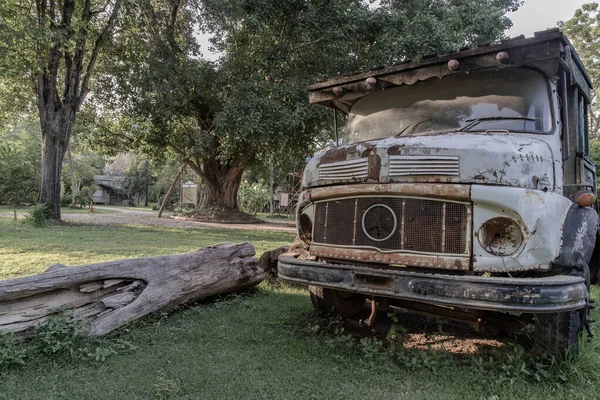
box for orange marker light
[575,191,596,207]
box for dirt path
[67,207,297,232]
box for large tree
[0,0,122,220]
[560,2,600,136]
[101,0,520,211]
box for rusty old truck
[278,29,599,356]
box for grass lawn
[99,204,158,212]
[257,212,295,224]
[0,205,115,216]
[0,219,598,399]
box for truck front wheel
[309,286,366,317]
[533,309,584,357]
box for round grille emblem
[361,204,397,242]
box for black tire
[308,286,366,317]
[534,309,584,357]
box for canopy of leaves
[560,2,600,136]
[100,0,520,172]
[0,122,42,204]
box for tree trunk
[158,161,187,218]
[0,242,263,336]
[195,159,244,210]
[66,146,77,208]
[144,161,149,207]
[38,110,75,221]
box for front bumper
[278,255,587,313]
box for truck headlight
[478,217,524,256]
[298,213,313,243]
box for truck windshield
[343,68,553,144]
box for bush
[239,181,270,214]
[0,310,136,370]
[60,194,73,207]
[25,202,53,227]
[76,185,98,207]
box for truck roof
[308,29,592,113]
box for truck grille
[313,197,470,255]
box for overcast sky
[506,0,589,37]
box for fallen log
[0,242,263,336]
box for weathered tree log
[258,246,290,280]
[0,242,263,336]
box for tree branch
[78,0,122,107]
[91,0,112,16]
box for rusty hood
[303,133,555,191]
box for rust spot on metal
[367,152,381,181]
[447,59,459,71]
[309,183,470,202]
[310,244,469,270]
[387,146,405,156]
[478,217,524,256]
[532,175,539,188]
[319,144,360,164]
[496,51,509,64]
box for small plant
[153,375,183,399]
[0,334,28,369]
[34,311,89,357]
[238,180,270,215]
[0,309,136,370]
[25,202,53,227]
[386,311,407,345]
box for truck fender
[554,204,598,272]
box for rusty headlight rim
[477,217,524,257]
[298,212,313,243]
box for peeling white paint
[471,185,572,272]
[304,132,559,193]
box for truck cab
[278,29,598,356]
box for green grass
[0,205,115,215]
[0,219,294,280]
[256,212,295,224]
[0,219,599,399]
[99,204,158,212]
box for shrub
[0,310,136,370]
[25,202,53,227]
[238,181,270,214]
[60,194,72,207]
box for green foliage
[0,0,123,219]
[590,138,600,188]
[122,155,156,206]
[0,310,135,370]
[560,3,600,136]
[97,0,520,209]
[238,180,270,214]
[62,139,104,203]
[0,334,28,369]
[25,202,53,227]
[76,185,98,207]
[0,122,41,204]
[294,310,600,385]
[153,375,183,400]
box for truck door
[576,92,596,194]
